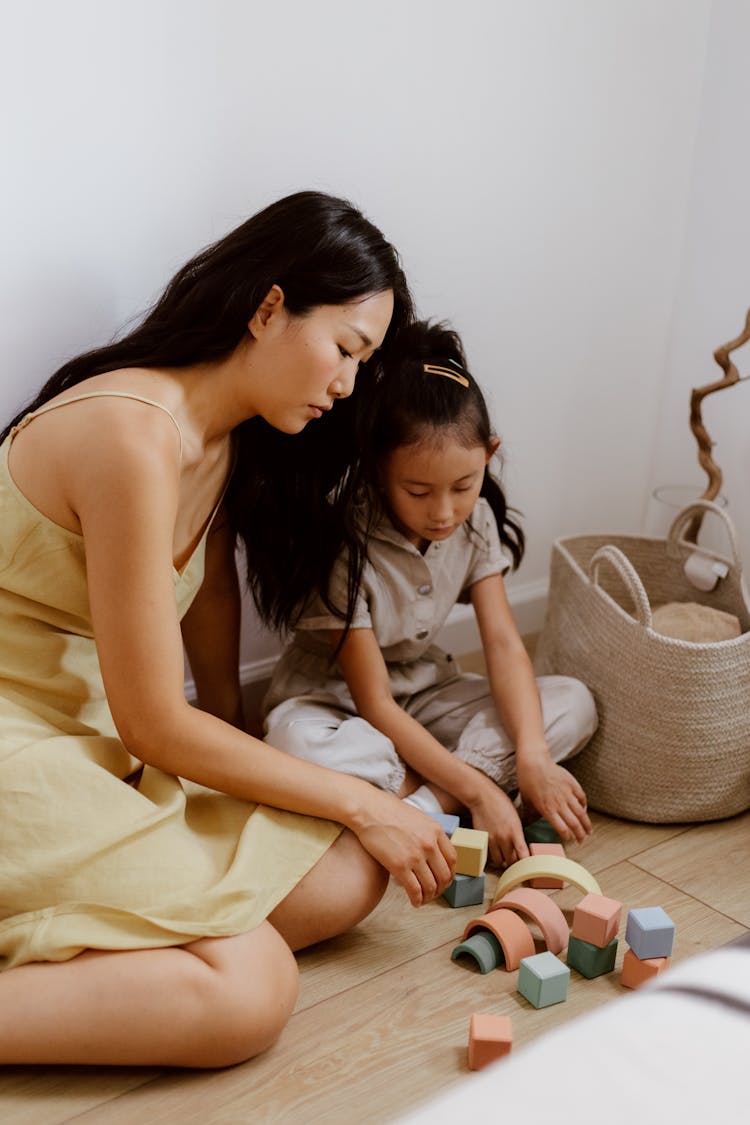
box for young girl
[263,321,597,868]
[0,195,456,1070]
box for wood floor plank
[0,1068,159,1125]
[565,812,688,874]
[296,813,688,1012]
[628,809,750,925]
[69,860,745,1125]
[295,875,502,1011]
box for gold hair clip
[423,362,470,388]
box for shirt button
[417,584,432,595]
[415,629,429,640]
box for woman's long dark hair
[2,191,414,630]
[354,319,525,569]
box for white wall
[648,0,750,570]
[0,1,714,679]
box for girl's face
[247,287,394,434]
[380,435,492,549]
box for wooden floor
[3,650,749,1123]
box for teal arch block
[451,930,503,974]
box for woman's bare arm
[63,410,453,903]
[181,510,244,729]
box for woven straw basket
[534,501,750,823]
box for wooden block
[451,931,503,974]
[566,934,618,979]
[529,843,565,888]
[468,1013,512,1070]
[621,947,672,989]
[489,887,569,956]
[625,906,675,960]
[523,818,561,844]
[429,810,461,835]
[462,909,536,971]
[491,855,601,904]
[518,951,570,1009]
[451,826,489,876]
[572,893,623,948]
[443,873,485,908]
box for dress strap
[10,392,184,463]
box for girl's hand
[466,779,529,869]
[516,757,592,844]
[353,795,456,907]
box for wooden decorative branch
[685,306,750,541]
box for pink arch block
[461,909,536,971]
[488,887,569,956]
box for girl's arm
[67,413,454,907]
[334,626,529,867]
[470,572,591,843]
[180,508,245,730]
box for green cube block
[523,818,561,845]
[443,873,485,908]
[518,952,570,1008]
[567,934,618,979]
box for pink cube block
[468,1013,513,1070]
[621,948,672,989]
[529,843,565,888]
[572,893,622,948]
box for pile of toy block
[442,817,677,1070]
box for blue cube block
[625,907,675,960]
[429,810,461,835]
[517,952,570,1008]
[443,873,485,908]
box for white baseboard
[185,578,549,703]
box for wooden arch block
[461,909,536,971]
[489,887,569,956]
[491,856,602,906]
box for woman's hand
[516,756,592,844]
[352,794,456,907]
[466,777,529,869]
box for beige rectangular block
[451,827,489,876]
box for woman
[0,192,455,1069]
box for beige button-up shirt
[263,497,510,714]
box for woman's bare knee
[269,829,388,951]
[181,925,298,1068]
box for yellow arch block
[491,856,601,905]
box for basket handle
[666,500,742,572]
[588,545,653,628]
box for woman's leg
[0,922,298,1068]
[268,827,389,951]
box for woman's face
[248,288,394,433]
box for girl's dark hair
[355,319,525,569]
[2,191,414,630]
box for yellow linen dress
[0,393,341,970]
